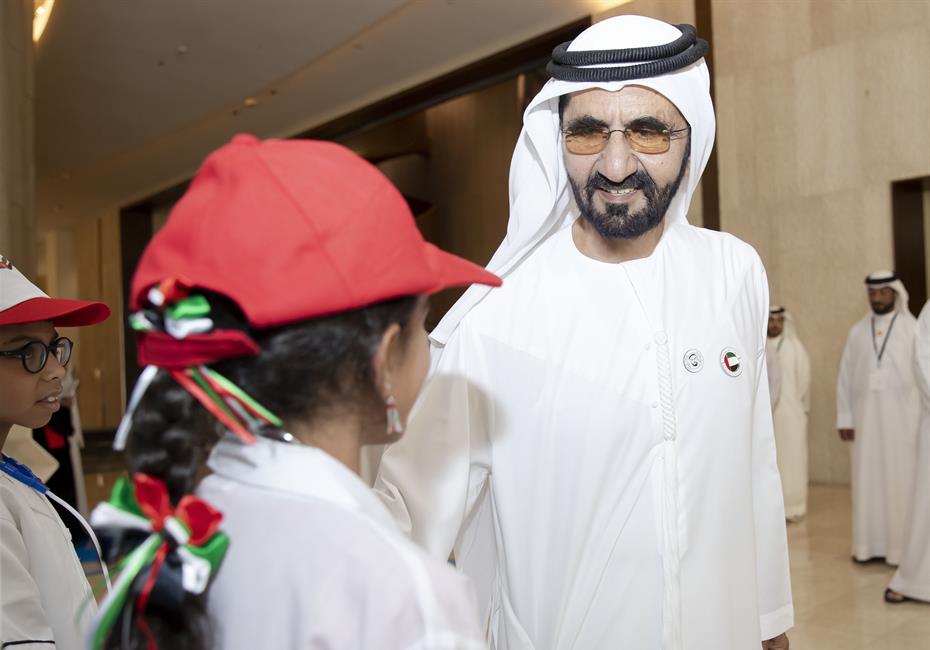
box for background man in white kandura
[837,271,920,566]
[767,305,811,521]
[376,16,792,650]
[885,299,930,603]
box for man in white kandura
[767,306,811,521]
[885,299,930,603]
[837,271,920,565]
[375,16,792,650]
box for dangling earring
[385,382,404,435]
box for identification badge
[869,369,885,391]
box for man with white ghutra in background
[766,305,811,522]
[885,299,930,604]
[837,271,920,568]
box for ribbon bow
[88,474,229,650]
[116,280,282,448]
[131,279,215,340]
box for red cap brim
[423,243,501,293]
[0,297,111,327]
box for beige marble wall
[0,0,35,276]
[422,77,522,318]
[39,216,125,431]
[713,0,930,483]
[71,211,125,430]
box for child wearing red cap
[0,256,110,650]
[87,135,500,649]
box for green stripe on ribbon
[202,367,283,427]
[90,533,162,650]
[165,294,211,320]
[129,312,155,332]
[184,532,231,573]
[109,476,146,518]
[190,367,243,427]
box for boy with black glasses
[0,254,109,650]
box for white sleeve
[766,345,781,408]
[0,497,56,648]
[797,341,812,414]
[836,333,856,429]
[748,264,794,640]
[374,322,493,560]
[914,301,930,404]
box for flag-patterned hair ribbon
[88,474,230,650]
[116,281,284,450]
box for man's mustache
[586,171,657,199]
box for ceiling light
[33,0,55,42]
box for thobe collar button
[654,331,668,345]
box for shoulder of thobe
[709,231,768,321]
[735,243,769,356]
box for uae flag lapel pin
[720,349,742,377]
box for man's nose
[595,132,638,183]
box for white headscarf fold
[432,16,716,344]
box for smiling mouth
[595,186,640,202]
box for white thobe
[889,300,930,600]
[766,343,782,407]
[0,459,96,650]
[377,221,794,650]
[837,308,920,564]
[198,436,484,650]
[766,334,811,520]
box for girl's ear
[372,322,402,399]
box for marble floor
[788,484,930,649]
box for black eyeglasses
[0,337,73,374]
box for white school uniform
[198,436,485,650]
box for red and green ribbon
[124,287,284,446]
[88,474,229,650]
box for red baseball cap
[0,255,110,327]
[132,135,500,367]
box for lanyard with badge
[1,453,112,592]
[869,312,898,391]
